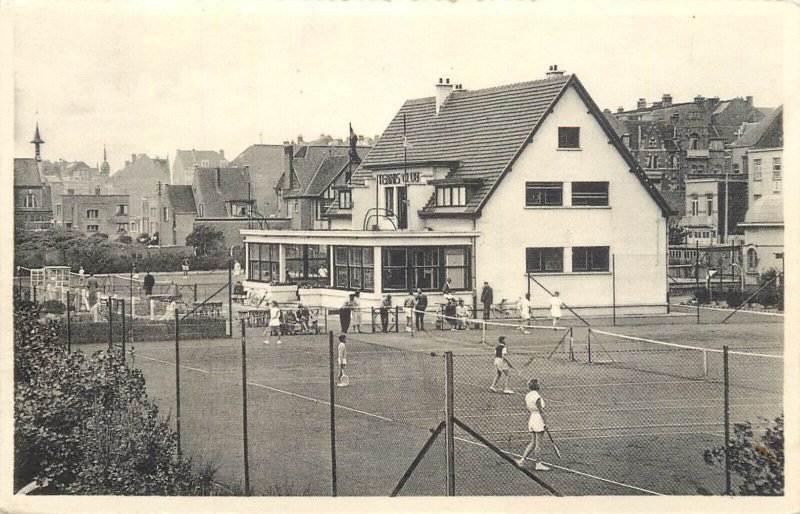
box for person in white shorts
[264,300,282,345]
[403,291,415,332]
[517,293,532,333]
[337,334,347,386]
[516,378,550,471]
[489,336,514,394]
[549,291,564,328]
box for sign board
[377,171,421,185]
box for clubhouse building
[242,67,672,316]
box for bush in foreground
[14,303,213,495]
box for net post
[445,351,455,496]
[324,308,328,333]
[723,345,731,495]
[481,319,486,345]
[66,292,72,353]
[175,307,182,458]
[703,349,708,377]
[569,327,574,361]
[328,331,337,497]
[587,329,593,364]
[240,319,250,495]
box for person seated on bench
[296,303,310,332]
[233,281,245,296]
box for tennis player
[403,291,415,332]
[517,378,550,471]
[549,291,564,328]
[337,334,348,386]
[489,336,514,394]
[264,300,282,345]
[517,293,532,333]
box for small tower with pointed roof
[100,144,111,176]
[31,123,45,162]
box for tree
[669,224,690,245]
[13,303,211,494]
[703,415,784,495]
[185,225,224,257]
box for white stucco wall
[475,85,667,314]
[743,226,784,282]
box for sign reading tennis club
[377,171,421,185]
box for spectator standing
[340,294,355,333]
[181,257,190,278]
[143,271,155,297]
[379,294,392,333]
[351,290,362,333]
[414,288,428,331]
[480,281,494,321]
[403,292,415,332]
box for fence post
[445,351,455,496]
[395,306,400,333]
[121,299,126,363]
[66,292,72,353]
[371,307,376,333]
[228,260,233,338]
[175,308,182,458]
[240,319,250,495]
[588,329,593,364]
[194,284,198,303]
[324,308,328,333]
[328,331,337,497]
[612,254,616,326]
[723,345,731,495]
[108,297,113,350]
[33,285,37,304]
[695,241,700,324]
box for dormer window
[436,186,466,207]
[338,189,352,209]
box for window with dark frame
[86,209,99,219]
[525,247,564,273]
[381,246,470,292]
[333,246,374,291]
[572,246,610,272]
[247,243,280,283]
[338,189,352,209]
[558,127,580,149]
[572,182,609,206]
[525,182,563,207]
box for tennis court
[77,307,783,496]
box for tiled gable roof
[354,75,671,216]
[14,158,45,187]
[166,185,196,214]
[287,145,369,195]
[730,105,783,149]
[175,149,226,169]
[194,167,251,217]
[298,155,352,198]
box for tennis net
[583,328,783,393]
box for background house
[14,158,54,231]
[171,149,227,185]
[58,192,130,236]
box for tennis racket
[545,427,562,459]
[338,374,350,387]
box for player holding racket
[517,378,550,471]
[489,336,514,394]
[337,334,348,387]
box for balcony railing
[686,149,710,159]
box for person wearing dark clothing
[414,289,428,331]
[480,282,494,321]
[379,294,392,333]
[444,298,457,330]
[143,272,155,296]
[340,294,355,333]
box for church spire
[30,122,45,162]
[100,144,110,175]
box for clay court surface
[79,306,783,496]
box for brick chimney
[435,78,454,115]
[694,95,705,104]
[283,141,294,182]
[745,96,753,109]
[637,98,647,110]
[662,94,672,107]
[215,167,221,192]
[617,106,624,113]
[219,149,225,159]
[546,65,564,79]
[131,154,136,163]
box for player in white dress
[517,293,532,333]
[516,378,550,471]
[264,301,282,345]
[549,291,564,328]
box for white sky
[10,0,796,172]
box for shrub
[724,291,746,308]
[40,300,66,316]
[693,287,711,305]
[704,415,783,495]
